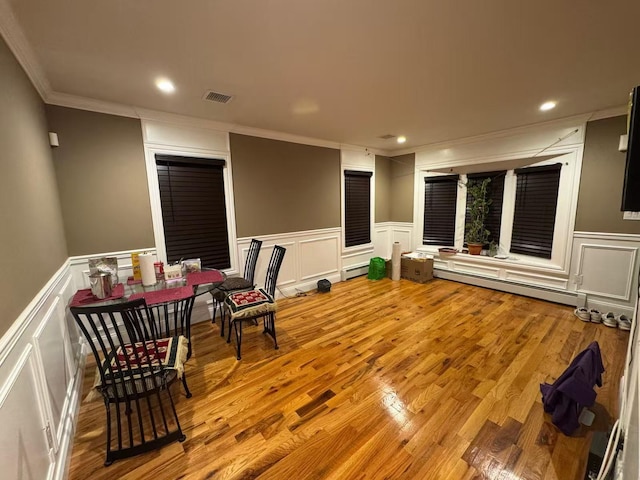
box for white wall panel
[0,262,82,480]
[452,262,501,279]
[392,226,413,253]
[299,236,339,281]
[0,346,52,480]
[571,232,640,317]
[503,270,569,290]
[373,222,414,260]
[576,244,637,300]
[32,298,68,451]
[68,248,156,291]
[142,120,228,153]
[237,228,342,295]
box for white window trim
[143,144,239,275]
[414,144,583,276]
[340,149,375,255]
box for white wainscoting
[373,222,414,259]
[0,262,82,480]
[237,228,342,296]
[570,232,640,317]
[68,248,157,291]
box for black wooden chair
[142,294,196,360]
[223,245,286,360]
[211,238,262,335]
[70,299,189,466]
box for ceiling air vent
[378,134,396,140]
[203,90,234,104]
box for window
[423,175,459,246]
[155,154,231,269]
[510,164,562,259]
[464,171,505,246]
[344,170,372,247]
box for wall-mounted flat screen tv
[622,85,640,211]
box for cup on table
[89,272,113,299]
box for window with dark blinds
[423,175,459,246]
[155,154,231,269]
[510,164,562,259]
[465,171,505,246]
[344,170,372,247]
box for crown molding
[0,0,50,100]
[588,105,628,122]
[48,91,394,154]
[392,113,592,156]
[46,91,139,118]
[393,107,629,156]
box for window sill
[416,246,566,274]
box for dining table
[69,268,227,358]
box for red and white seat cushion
[224,288,277,321]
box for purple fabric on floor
[540,341,605,435]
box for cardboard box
[385,257,434,283]
[400,257,433,283]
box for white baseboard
[434,269,577,306]
[279,272,342,296]
[341,264,369,281]
[583,299,636,318]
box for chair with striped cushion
[211,238,262,336]
[223,245,286,360]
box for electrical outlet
[623,211,640,220]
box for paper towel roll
[391,242,401,281]
[139,253,157,286]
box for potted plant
[465,178,492,255]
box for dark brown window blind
[510,163,562,259]
[465,171,505,246]
[344,170,372,247]
[423,175,459,246]
[155,154,231,269]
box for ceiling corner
[0,0,51,101]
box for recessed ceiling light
[397,136,407,144]
[156,78,175,94]
[539,101,557,111]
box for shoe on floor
[602,312,617,328]
[618,314,632,331]
[590,309,602,323]
[574,308,591,322]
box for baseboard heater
[341,264,369,281]
[434,268,577,307]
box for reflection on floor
[68,276,628,480]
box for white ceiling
[5,0,640,151]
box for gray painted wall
[0,36,67,337]
[575,116,640,234]
[46,105,155,255]
[375,155,391,223]
[390,153,415,223]
[230,133,341,237]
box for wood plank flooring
[68,277,629,480]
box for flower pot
[468,243,483,255]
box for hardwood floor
[68,277,629,480]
